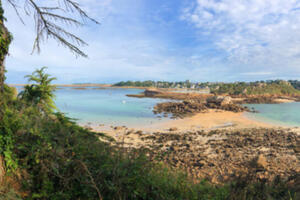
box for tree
[0,0,99,91]
[19,67,57,112]
[0,1,12,92]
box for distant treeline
[289,80,300,90]
[113,80,300,95]
[113,80,209,89]
[210,80,300,95]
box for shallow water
[55,87,171,126]
[15,86,300,127]
[245,102,300,127]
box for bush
[0,100,230,199]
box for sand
[89,109,300,149]
[90,110,278,138]
[273,98,296,103]
[150,109,275,131]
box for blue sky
[4,0,300,83]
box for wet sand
[90,110,279,141]
[144,109,275,131]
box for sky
[3,0,300,84]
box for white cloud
[240,71,274,76]
[4,0,300,83]
[181,0,300,72]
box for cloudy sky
[4,0,300,83]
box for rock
[256,155,268,169]
[144,89,163,97]
[153,101,208,118]
[193,160,205,168]
[206,96,232,106]
[114,126,124,131]
[136,130,143,135]
[169,127,178,132]
[170,145,179,152]
[221,96,232,105]
[293,146,300,153]
[111,127,300,185]
[235,96,278,104]
[219,104,250,113]
[126,129,135,135]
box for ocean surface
[54,87,172,126]
[245,103,300,127]
[16,86,300,127]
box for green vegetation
[19,67,57,112]
[114,80,300,96]
[210,80,300,95]
[114,80,170,88]
[114,80,197,88]
[289,80,300,90]
[0,0,13,90]
[0,68,227,199]
[0,68,298,199]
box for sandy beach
[146,109,275,131]
[90,110,278,140]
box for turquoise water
[15,86,300,127]
[245,103,300,127]
[54,87,170,126]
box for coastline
[89,110,300,184]
[10,84,299,131]
[90,109,279,136]
[9,84,159,90]
[8,84,209,92]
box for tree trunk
[0,156,5,182]
[0,0,11,92]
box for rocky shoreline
[96,88,300,185]
[127,89,300,104]
[104,127,300,185]
[153,96,252,119]
[126,89,300,119]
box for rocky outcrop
[127,90,213,100]
[144,89,163,97]
[123,128,300,184]
[206,96,232,106]
[153,97,250,118]
[153,101,208,118]
[233,95,300,104]
[235,96,278,104]
[128,88,300,104]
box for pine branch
[5,0,99,57]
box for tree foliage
[0,0,12,90]
[19,67,57,112]
[209,80,300,96]
[0,0,98,91]
[5,0,99,57]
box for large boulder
[206,96,232,106]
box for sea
[16,86,300,127]
[244,102,300,127]
[55,87,172,126]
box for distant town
[112,80,300,95]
